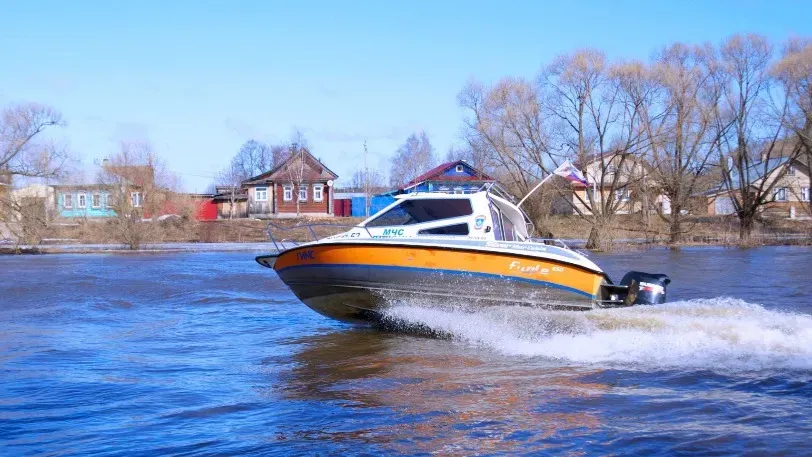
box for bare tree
[99,141,190,249]
[714,34,800,242]
[457,78,549,222]
[350,167,385,193]
[216,160,243,220]
[628,44,727,244]
[283,143,307,216]
[542,50,648,250]
[232,139,273,181]
[773,37,812,214]
[0,103,69,247]
[389,131,438,187]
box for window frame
[283,185,293,201]
[366,198,474,228]
[255,186,268,202]
[313,184,324,202]
[77,192,87,209]
[774,187,787,202]
[455,164,464,173]
[417,223,470,236]
[63,193,73,209]
[91,193,102,208]
[801,187,810,202]
[298,186,308,202]
[615,188,630,202]
[787,165,796,176]
[131,191,143,208]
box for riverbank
[3,234,810,255]
[2,215,810,254]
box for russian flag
[553,160,589,187]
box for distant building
[7,184,57,222]
[398,160,495,194]
[240,148,339,218]
[52,184,117,219]
[699,157,810,219]
[551,153,671,216]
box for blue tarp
[351,195,395,218]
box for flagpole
[517,172,555,208]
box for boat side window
[489,206,504,240]
[366,199,473,227]
[502,217,515,241]
[417,223,469,236]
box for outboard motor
[620,271,671,306]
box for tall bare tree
[215,160,243,220]
[773,37,812,214]
[714,34,800,242]
[350,167,386,193]
[99,141,191,249]
[458,78,549,222]
[542,50,648,250]
[232,139,273,181]
[389,131,438,187]
[283,143,307,216]
[0,103,69,246]
[628,44,727,243]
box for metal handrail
[529,238,572,250]
[265,222,373,253]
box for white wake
[382,298,812,371]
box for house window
[298,187,308,202]
[92,193,101,208]
[802,187,810,202]
[774,187,787,202]
[283,185,293,201]
[63,193,73,209]
[787,165,796,176]
[615,188,630,201]
[104,193,111,208]
[77,193,87,209]
[606,165,617,174]
[455,164,464,173]
[313,184,324,202]
[255,187,268,201]
[131,192,143,207]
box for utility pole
[364,141,370,217]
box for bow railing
[265,222,372,253]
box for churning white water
[383,298,812,371]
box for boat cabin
[347,191,532,242]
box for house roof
[401,160,495,190]
[243,148,338,184]
[700,157,795,197]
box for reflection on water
[274,329,606,455]
[1,247,811,455]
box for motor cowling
[620,271,671,306]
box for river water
[1,247,810,456]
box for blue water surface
[1,247,811,456]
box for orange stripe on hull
[275,244,603,299]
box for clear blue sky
[2,0,809,191]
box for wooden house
[241,148,338,218]
[701,157,811,219]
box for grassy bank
[2,215,810,254]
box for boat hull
[258,242,606,323]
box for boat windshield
[366,198,473,227]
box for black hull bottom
[286,281,597,324]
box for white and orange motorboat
[256,185,670,323]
